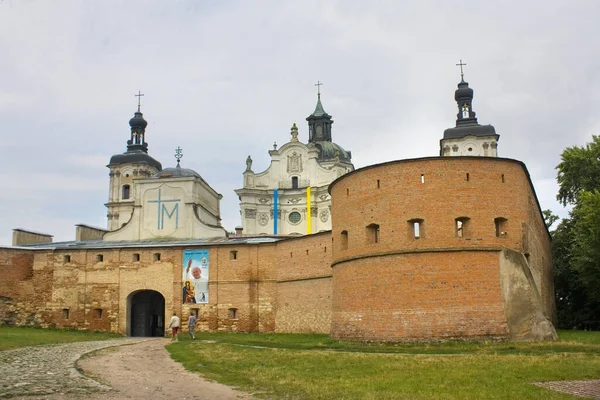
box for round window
[289,211,302,224]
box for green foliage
[553,135,600,329]
[543,209,559,229]
[167,331,600,400]
[556,135,600,206]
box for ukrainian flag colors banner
[306,186,311,234]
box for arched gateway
[127,290,165,337]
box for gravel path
[0,338,254,400]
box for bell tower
[440,61,499,157]
[105,92,162,231]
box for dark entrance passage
[129,290,165,337]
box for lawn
[0,326,122,351]
[167,330,600,400]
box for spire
[312,80,328,117]
[454,78,477,126]
[441,62,499,156]
[307,81,332,143]
[127,91,149,153]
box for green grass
[0,326,122,350]
[167,330,600,400]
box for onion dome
[129,111,148,130]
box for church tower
[306,82,352,165]
[440,62,499,157]
[106,96,162,231]
[235,86,353,235]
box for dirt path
[26,339,255,400]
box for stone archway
[128,290,165,337]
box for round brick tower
[328,157,555,341]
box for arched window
[366,224,380,244]
[340,230,348,250]
[122,184,131,200]
[291,176,299,189]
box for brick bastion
[328,157,557,341]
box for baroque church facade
[236,92,354,235]
[0,76,558,342]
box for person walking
[188,311,197,340]
[168,312,180,341]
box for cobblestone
[0,338,153,398]
[536,380,600,399]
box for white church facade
[235,93,354,235]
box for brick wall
[329,157,554,340]
[275,233,333,333]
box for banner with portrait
[182,249,209,304]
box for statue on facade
[245,155,253,172]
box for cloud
[1,0,597,243]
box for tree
[553,136,600,329]
[543,209,559,229]
[557,135,600,206]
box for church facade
[0,78,558,342]
[235,93,354,235]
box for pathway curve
[0,338,255,400]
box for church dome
[454,80,474,102]
[153,164,201,179]
[314,141,352,162]
[109,151,162,170]
[129,111,148,129]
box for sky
[0,0,598,245]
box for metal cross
[135,90,144,111]
[315,80,323,97]
[175,146,183,164]
[456,60,467,78]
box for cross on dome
[135,90,144,112]
[456,59,467,79]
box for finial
[290,122,299,142]
[175,146,183,165]
[315,80,323,100]
[456,59,467,80]
[135,90,145,112]
[273,142,277,150]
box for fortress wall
[329,157,554,340]
[211,244,277,333]
[275,233,333,333]
[0,248,37,326]
[332,251,508,340]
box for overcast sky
[0,0,597,245]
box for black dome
[129,111,148,129]
[108,151,162,170]
[455,80,474,102]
